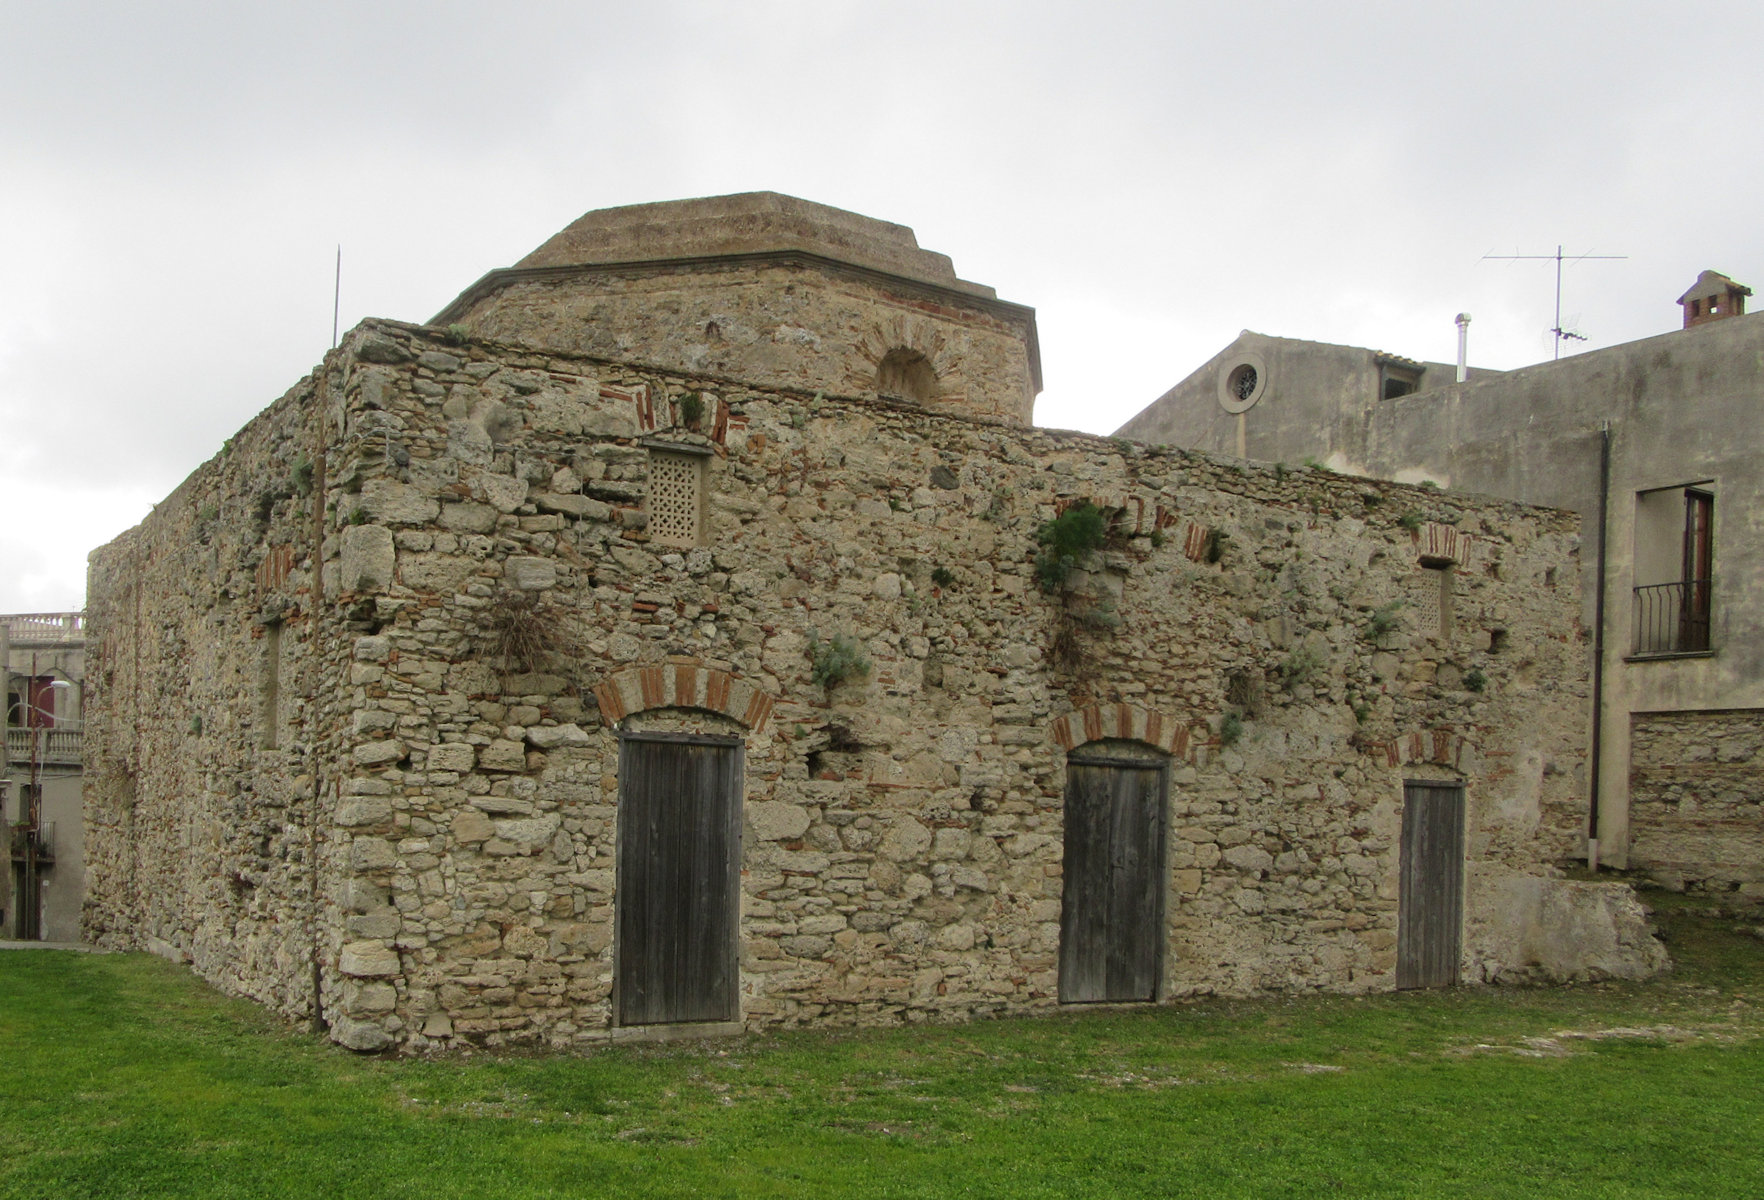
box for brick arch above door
[593,663,776,732]
[1049,702,1198,761]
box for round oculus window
[1217,353,1268,413]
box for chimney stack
[1677,270,1751,329]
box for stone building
[81,195,1660,1050]
[2,612,87,941]
[1118,271,1764,893]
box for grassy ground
[3,894,1761,1199]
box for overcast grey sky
[4,0,1761,612]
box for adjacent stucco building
[2,612,87,941]
[80,195,1661,1050]
[1118,275,1764,892]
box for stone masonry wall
[83,357,356,1019]
[85,317,1637,1051]
[454,260,1039,426]
[1630,708,1764,891]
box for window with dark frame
[1632,484,1714,656]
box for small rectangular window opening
[260,621,283,750]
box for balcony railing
[4,726,84,768]
[1633,579,1712,656]
[1,612,84,645]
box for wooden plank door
[616,732,742,1025]
[1059,754,1167,1003]
[1396,781,1465,989]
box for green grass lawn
[3,894,1762,1199]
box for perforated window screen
[1414,566,1451,638]
[648,450,703,547]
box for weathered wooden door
[1396,781,1466,989]
[1059,753,1167,1003]
[616,732,742,1025]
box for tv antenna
[1483,244,1626,359]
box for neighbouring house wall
[2,614,88,941]
[1116,311,1764,885]
[1630,709,1764,892]
[87,319,1651,1051]
[1113,332,1498,463]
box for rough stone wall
[83,359,354,1018]
[453,260,1039,426]
[1630,709,1764,892]
[86,317,1636,1051]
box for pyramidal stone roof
[510,191,998,299]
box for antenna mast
[1483,244,1626,359]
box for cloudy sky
[3,0,1760,612]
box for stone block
[526,723,591,749]
[340,525,396,592]
[879,816,932,862]
[451,810,495,843]
[336,797,392,827]
[350,838,397,871]
[429,743,476,773]
[362,478,440,525]
[479,739,527,772]
[352,740,405,768]
[441,502,499,533]
[748,801,811,842]
[331,1016,394,1052]
[478,471,529,513]
[347,910,402,940]
[339,940,401,977]
[534,493,612,520]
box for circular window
[1217,352,1268,414]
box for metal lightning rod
[1483,245,1626,359]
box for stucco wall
[1116,311,1764,880]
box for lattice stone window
[646,446,707,547]
[1415,560,1453,639]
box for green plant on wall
[931,566,956,589]
[809,633,871,689]
[1397,509,1424,532]
[1034,502,1107,594]
[1366,601,1404,641]
[677,391,705,429]
[1464,667,1487,693]
[1279,642,1327,687]
[1219,712,1244,747]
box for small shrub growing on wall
[478,591,582,680]
[1034,503,1107,594]
[1278,643,1327,687]
[1464,668,1488,693]
[1219,712,1244,747]
[931,566,956,589]
[1366,601,1404,641]
[810,633,871,689]
[677,391,705,429]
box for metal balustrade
[1632,580,1712,656]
